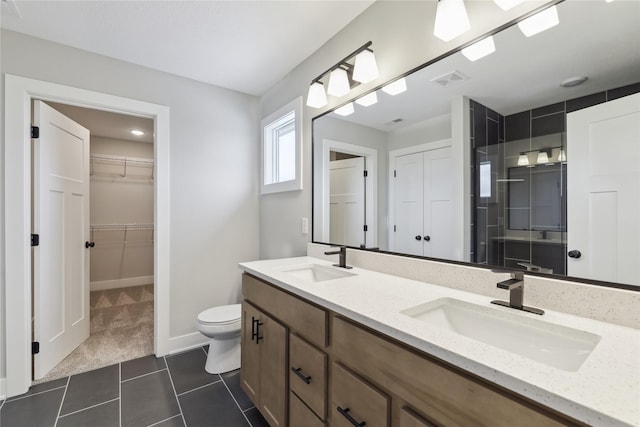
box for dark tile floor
[0,347,269,427]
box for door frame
[4,74,171,397]
[319,139,377,247]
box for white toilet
[196,304,242,374]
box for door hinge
[394,170,397,178]
[363,170,368,177]
[364,225,368,232]
[394,225,397,232]
[31,126,40,139]
[32,342,40,355]
[31,233,40,247]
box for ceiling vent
[1,0,22,18]
[430,70,469,88]
[385,118,404,126]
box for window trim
[261,97,303,194]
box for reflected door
[567,93,640,285]
[329,157,366,247]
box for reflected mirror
[312,0,640,287]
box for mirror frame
[310,0,639,292]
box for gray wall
[1,29,260,384]
[258,0,552,259]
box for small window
[261,97,303,194]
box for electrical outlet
[301,218,309,235]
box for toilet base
[205,335,241,374]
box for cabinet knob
[415,235,422,241]
[423,235,431,242]
[568,250,581,259]
[85,241,95,248]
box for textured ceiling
[1,0,374,96]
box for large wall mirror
[312,0,640,288]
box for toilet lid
[198,304,241,325]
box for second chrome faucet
[491,271,544,315]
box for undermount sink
[401,298,601,371]
[280,264,356,283]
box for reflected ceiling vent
[1,0,22,18]
[384,118,404,126]
[431,70,468,88]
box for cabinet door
[259,312,288,427]
[240,302,261,403]
[332,362,390,427]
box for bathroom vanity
[238,257,639,427]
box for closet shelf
[90,223,154,243]
[90,153,154,179]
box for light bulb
[355,92,378,107]
[433,0,471,42]
[518,6,559,37]
[494,0,524,10]
[537,151,549,164]
[306,82,328,108]
[131,130,144,136]
[558,148,567,162]
[327,67,351,97]
[517,153,529,166]
[382,78,407,96]
[352,49,379,84]
[334,103,354,117]
[461,36,496,62]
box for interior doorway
[31,101,157,383]
[4,74,170,398]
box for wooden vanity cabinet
[240,301,287,427]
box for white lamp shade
[334,102,354,116]
[355,92,378,107]
[382,78,407,96]
[517,6,559,37]
[327,68,351,97]
[493,0,524,11]
[517,153,529,166]
[433,0,471,42]
[536,151,549,164]
[306,82,327,108]
[352,49,379,84]
[558,148,567,162]
[461,36,496,62]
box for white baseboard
[90,276,154,292]
[167,332,208,355]
[0,377,6,400]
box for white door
[33,101,91,379]
[394,152,424,256]
[567,93,640,285]
[329,157,366,246]
[423,147,453,258]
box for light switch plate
[301,218,309,234]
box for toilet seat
[197,304,241,325]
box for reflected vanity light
[334,102,355,117]
[461,36,496,61]
[382,78,407,95]
[131,129,144,136]
[327,67,351,97]
[536,150,550,164]
[558,148,567,162]
[353,49,379,84]
[306,81,328,108]
[517,6,559,37]
[494,0,525,11]
[355,92,378,107]
[433,0,471,42]
[517,153,529,166]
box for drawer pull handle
[337,406,366,427]
[291,367,311,384]
[255,320,264,344]
[251,317,263,344]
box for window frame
[261,97,303,194]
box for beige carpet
[35,284,154,384]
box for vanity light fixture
[517,5,559,37]
[558,148,567,162]
[352,49,379,84]
[493,0,525,11]
[355,91,378,107]
[334,102,355,117]
[517,153,529,166]
[305,41,380,108]
[433,0,471,42]
[461,36,496,61]
[306,81,328,108]
[327,67,351,97]
[382,78,407,96]
[131,129,144,136]
[536,150,550,164]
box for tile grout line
[121,367,168,383]
[146,414,183,427]
[57,397,120,419]
[52,376,71,427]
[219,374,253,426]
[4,385,68,402]
[163,355,188,427]
[119,362,123,427]
[176,379,222,397]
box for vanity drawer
[242,273,328,348]
[289,333,327,419]
[331,362,390,427]
[290,391,325,427]
[399,406,438,427]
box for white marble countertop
[239,256,640,427]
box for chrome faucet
[491,271,544,315]
[324,245,352,269]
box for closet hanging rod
[90,153,154,165]
[90,223,154,231]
